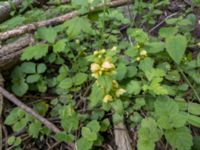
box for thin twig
[177,65,200,102]
[0,86,61,134]
[149,12,178,33]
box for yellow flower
[93,51,99,56]
[100,49,106,54]
[101,61,115,70]
[116,88,126,97]
[136,56,141,61]
[103,95,113,103]
[112,80,119,88]
[135,44,140,49]
[91,63,100,73]
[140,50,147,56]
[111,46,117,51]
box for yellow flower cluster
[90,50,116,78]
[103,80,126,103]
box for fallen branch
[0,86,61,134]
[0,0,132,41]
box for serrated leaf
[159,27,178,38]
[81,127,97,141]
[21,62,36,74]
[12,80,29,96]
[36,27,57,43]
[53,40,66,53]
[7,136,15,145]
[139,57,154,72]
[21,44,49,61]
[165,127,193,150]
[115,62,127,80]
[147,42,165,53]
[65,17,93,38]
[55,132,74,143]
[73,73,88,86]
[165,70,180,81]
[126,80,141,95]
[76,137,93,150]
[137,118,162,150]
[59,78,73,89]
[37,63,47,74]
[165,35,187,64]
[26,74,40,83]
[188,114,200,127]
[28,121,41,138]
[86,120,100,133]
[188,103,200,115]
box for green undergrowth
[1,0,200,150]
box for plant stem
[177,65,200,102]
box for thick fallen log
[0,35,35,69]
[0,0,49,23]
[0,0,132,41]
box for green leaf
[192,136,200,150]
[159,27,178,38]
[7,136,15,145]
[165,35,187,64]
[35,27,57,43]
[157,112,187,129]
[65,17,93,38]
[73,73,88,86]
[139,57,154,72]
[59,78,73,89]
[188,114,200,127]
[165,70,180,81]
[21,44,49,60]
[12,80,29,96]
[88,83,105,107]
[137,118,162,150]
[111,100,124,114]
[165,127,193,150]
[53,40,66,53]
[26,74,40,83]
[55,132,74,143]
[154,96,179,116]
[147,42,165,53]
[21,62,36,74]
[97,75,112,93]
[81,127,97,141]
[33,101,49,116]
[37,63,47,74]
[76,137,93,150]
[115,62,127,80]
[188,103,200,115]
[86,120,100,133]
[126,80,141,95]
[13,118,28,131]
[112,113,124,124]
[28,121,41,138]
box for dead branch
[114,122,133,150]
[0,0,132,41]
[0,86,61,134]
